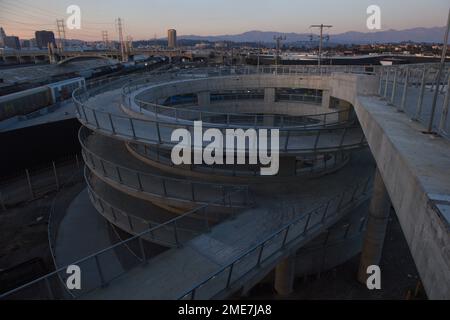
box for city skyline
[0,0,449,41]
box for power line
[0,17,54,27]
[11,0,64,17]
[0,3,59,21]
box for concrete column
[321,90,331,109]
[357,168,391,284]
[197,91,210,107]
[264,88,276,104]
[274,255,296,296]
[338,100,352,122]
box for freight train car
[0,77,85,121]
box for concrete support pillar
[264,88,276,104]
[321,90,331,109]
[197,91,210,107]
[357,168,392,284]
[274,255,296,296]
[278,156,297,177]
[338,100,352,122]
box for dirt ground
[0,163,83,294]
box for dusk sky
[1,0,449,40]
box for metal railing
[175,65,379,77]
[178,175,373,300]
[0,167,250,300]
[79,127,251,208]
[129,98,352,130]
[85,167,242,247]
[377,63,450,138]
[129,142,351,179]
[74,90,367,155]
[121,67,361,130]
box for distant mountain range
[174,27,448,44]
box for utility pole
[56,19,66,54]
[428,8,450,133]
[257,42,261,72]
[310,24,332,67]
[116,17,126,62]
[273,35,286,69]
[102,30,109,50]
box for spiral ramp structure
[3,64,450,300]
[58,66,376,299]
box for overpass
[1,64,449,300]
[0,49,196,66]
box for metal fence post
[399,68,409,113]
[25,169,34,200]
[303,212,313,234]
[257,243,265,267]
[378,69,384,96]
[281,225,290,248]
[173,221,180,247]
[414,67,427,121]
[383,68,390,98]
[129,118,136,138]
[108,114,116,134]
[439,73,450,134]
[390,69,398,105]
[52,161,59,191]
[226,264,235,289]
[139,237,147,264]
[136,172,143,191]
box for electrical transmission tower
[126,35,133,54]
[56,19,66,53]
[102,30,109,49]
[273,35,286,68]
[116,17,126,62]
[310,24,332,66]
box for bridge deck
[351,88,450,299]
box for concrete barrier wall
[330,73,450,299]
[135,75,332,105]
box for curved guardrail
[86,168,210,247]
[74,90,367,155]
[121,69,357,130]
[178,174,373,300]
[79,127,251,208]
[0,167,372,300]
[128,142,351,180]
[128,96,354,130]
[0,167,250,300]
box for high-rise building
[0,27,7,47]
[168,29,177,48]
[4,36,21,50]
[35,30,56,49]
